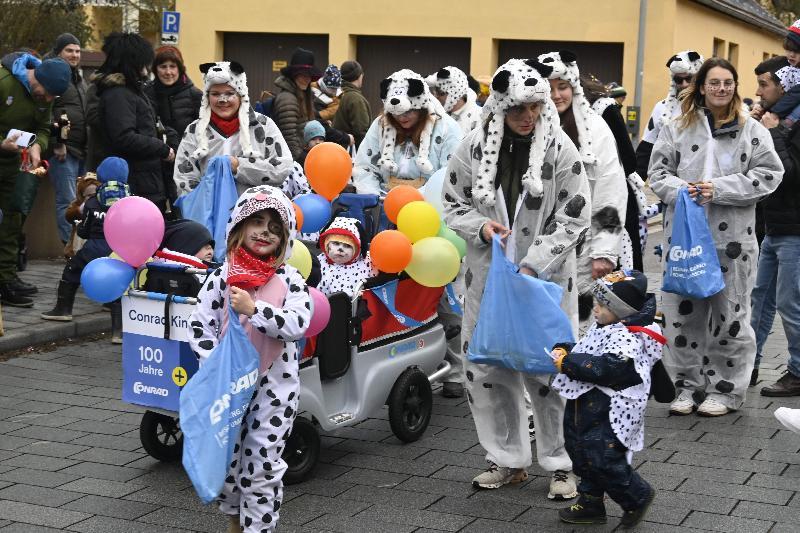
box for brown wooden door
[223,32,329,103]
[356,36,471,118]
[498,40,624,86]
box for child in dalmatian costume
[316,217,376,297]
[649,66,783,415]
[426,66,482,134]
[635,50,704,180]
[443,58,591,498]
[352,69,462,195]
[551,270,660,528]
[188,186,311,533]
[538,51,628,304]
[173,61,294,197]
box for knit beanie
[788,19,800,48]
[53,33,80,56]
[96,157,129,184]
[304,120,326,144]
[340,60,363,82]
[590,270,648,320]
[34,58,71,96]
[319,64,342,93]
[161,219,214,257]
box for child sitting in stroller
[317,217,376,298]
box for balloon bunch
[81,197,165,303]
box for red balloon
[370,230,413,273]
[384,185,424,224]
[304,142,352,201]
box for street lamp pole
[632,0,648,146]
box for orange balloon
[293,202,304,232]
[384,185,424,224]
[370,230,413,273]
[303,142,352,201]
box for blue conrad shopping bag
[179,304,259,503]
[468,236,574,373]
[662,188,725,299]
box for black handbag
[11,171,40,215]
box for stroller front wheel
[139,410,183,462]
[388,367,433,442]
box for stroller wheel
[139,410,183,462]
[388,367,433,443]
[282,417,320,485]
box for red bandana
[227,246,277,290]
[210,112,241,138]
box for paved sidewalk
[0,260,111,354]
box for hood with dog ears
[318,217,365,263]
[425,66,470,113]
[378,69,445,175]
[226,185,297,260]
[666,50,704,98]
[475,58,557,207]
[538,50,597,166]
[192,61,257,160]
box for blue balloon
[294,193,332,233]
[81,257,135,303]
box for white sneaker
[472,463,528,489]
[774,407,800,433]
[548,470,578,500]
[669,391,696,415]
[697,397,730,417]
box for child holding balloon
[188,185,311,533]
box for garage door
[357,36,471,117]
[223,33,329,103]
[498,40,624,87]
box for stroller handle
[134,262,213,290]
[128,289,197,305]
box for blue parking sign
[162,11,180,34]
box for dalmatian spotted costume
[443,58,591,482]
[173,61,294,197]
[188,186,311,532]
[317,217,376,297]
[538,51,627,294]
[649,110,783,410]
[426,66,482,134]
[352,69,463,195]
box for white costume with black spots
[649,113,783,410]
[316,217,375,297]
[444,58,591,472]
[426,66,482,134]
[188,186,311,532]
[281,162,312,199]
[174,61,294,197]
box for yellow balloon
[405,237,461,287]
[397,201,441,243]
[287,240,312,280]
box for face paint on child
[326,240,355,264]
[243,210,283,257]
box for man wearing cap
[49,33,88,247]
[333,60,371,147]
[0,52,70,307]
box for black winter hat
[161,219,214,257]
[340,60,363,82]
[281,48,322,80]
[53,33,80,56]
[590,270,648,319]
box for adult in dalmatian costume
[442,57,591,498]
[352,69,462,194]
[173,61,294,197]
[635,50,704,180]
[426,66,482,134]
[316,217,376,297]
[649,58,783,417]
[538,51,628,313]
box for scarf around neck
[227,246,277,290]
[210,112,241,138]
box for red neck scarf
[227,246,277,290]
[210,112,241,138]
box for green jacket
[0,66,53,169]
[333,82,372,147]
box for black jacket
[76,195,108,241]
[91,73,170,211]
[51,68,88,159]
[143,77,202,138]
[765,123,800,235]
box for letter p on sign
[162,11,180,34]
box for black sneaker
[558,494,606,524]
[761,371,800,397]
[750,368,759,387]
[619,487,656,529]
[0,281,34,308]
[10,276,37,295]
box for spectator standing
[333,60,371,147]
[0,53,70,307]
[272,48,322,160]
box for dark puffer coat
[143,77,202,138]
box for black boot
[41,281,79,321]
[750,367,759,387]
[0,280,33,308]
[110,300,122,344]
[558,493,607,524]
[619,486,656,529]
[9,275,37,295]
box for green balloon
[437,224,467,259]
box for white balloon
[422,168,446,216]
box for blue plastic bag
[467,236,575,374]
[174,156,238,262]
[179,304,259,504]
[662,188,725,299]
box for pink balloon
[103,196,165,267]
[305,287,331,338]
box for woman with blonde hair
[649,57,784,417]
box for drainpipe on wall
[631,0,648,146]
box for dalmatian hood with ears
[193,61,257,160]
[425,66,472,113]
[474,58,557,207]
[378,69,445,175]
[666,50,704,98]
[538,50,597,166]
